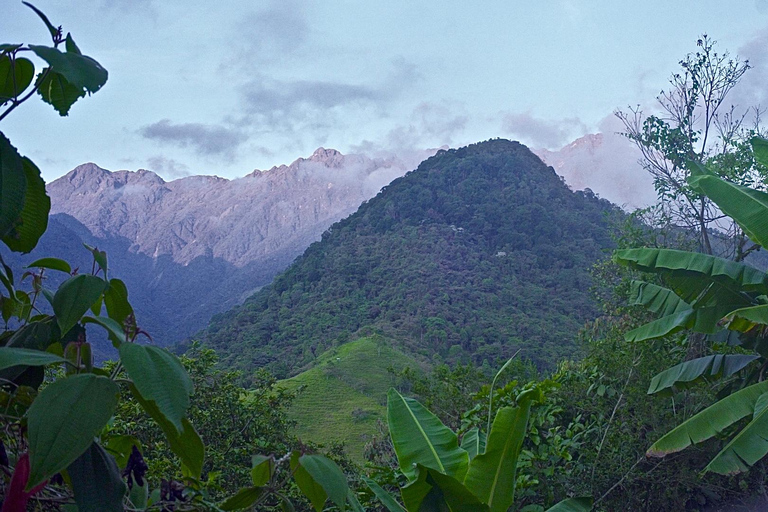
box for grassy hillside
[278,336,420,461]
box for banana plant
[614,136,768,474]
[365,385,592,511]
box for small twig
[594,456,645,506]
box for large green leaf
[220,487,264,511]
[629,280,690,316]
[26,257,72,274]
[0,317,57,385]
[0,347,65,371]
[460,427,487,460]
[289,452,326,512]
[295,454,349,511]
[545,497,593,512]
[128,383,203,478]
[251,454,273,487]
[35,68,84,116]
[624,309,693,342]
[120,343,192,432]
[724,304,768,332]
[614,248,768,298]
[688,159,768,248]
[647,380,768,464]
[752,136,768,168]
[104,278,133,326]
[625,303,747,342]
[52,274,107,336]
[0,131,26,242]
[28,45,107,93]
[387,388,469,481]
[2,157,50,253]
[464,389,540,512]
[648,354,759,395]
[27,374,119,488]
[700,390,768,474]
[401,464,489,512]
[0,55,35,104]
[82,315,126,347]
[3,316,56,350]
[68,442,127,512]
[362,476,406,512]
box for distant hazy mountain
[48,148,425,268]
[535,132,655,209]
[3,148,428,354]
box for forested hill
[198,139,622,377]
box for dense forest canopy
[199,139,622,377]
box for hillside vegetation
[200,139,622,377]
[278,336,419,461]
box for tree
[616,35,766,260]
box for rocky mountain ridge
[49,147,424,268]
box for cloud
[349,101,466,172]
[242,78,382,121]
[732,29,768,111]
[236,59,419,133]
[146,156,190,179]
[139,120,247,159]
[235,0,309,63]
[501,112,587,149]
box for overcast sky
[3,0,768,181]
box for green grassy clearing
[278,335,420,461]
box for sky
[2,0,768,183]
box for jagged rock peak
[308,147,345,167]
[66,162,110,180]
[246,147,348,177]
[56,163,167,188]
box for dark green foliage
[109,347,299,499]
[200,139,621,376]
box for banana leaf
[401,464,489,512]
[387,388,469,482]
[724,304,768,332]
[545,497,593,512]
[464,389,540,512]
[614,249,768,298]
[647,380,768,469]
[624,302,739,341]
[702,391,768,474]
[688,159,768,249]
[629,280,690,316]
[460,428,487,460]
[647,354,759,395]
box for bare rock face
[49,148,417,268]
[36,148,424,351]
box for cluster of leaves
[614,138,768,475]
[360,380,591,512]
[108,347,300,499]
[382,360,597,511]
[201,139,622,379]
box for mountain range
[2,148,432,356]
[1,133,638,359]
